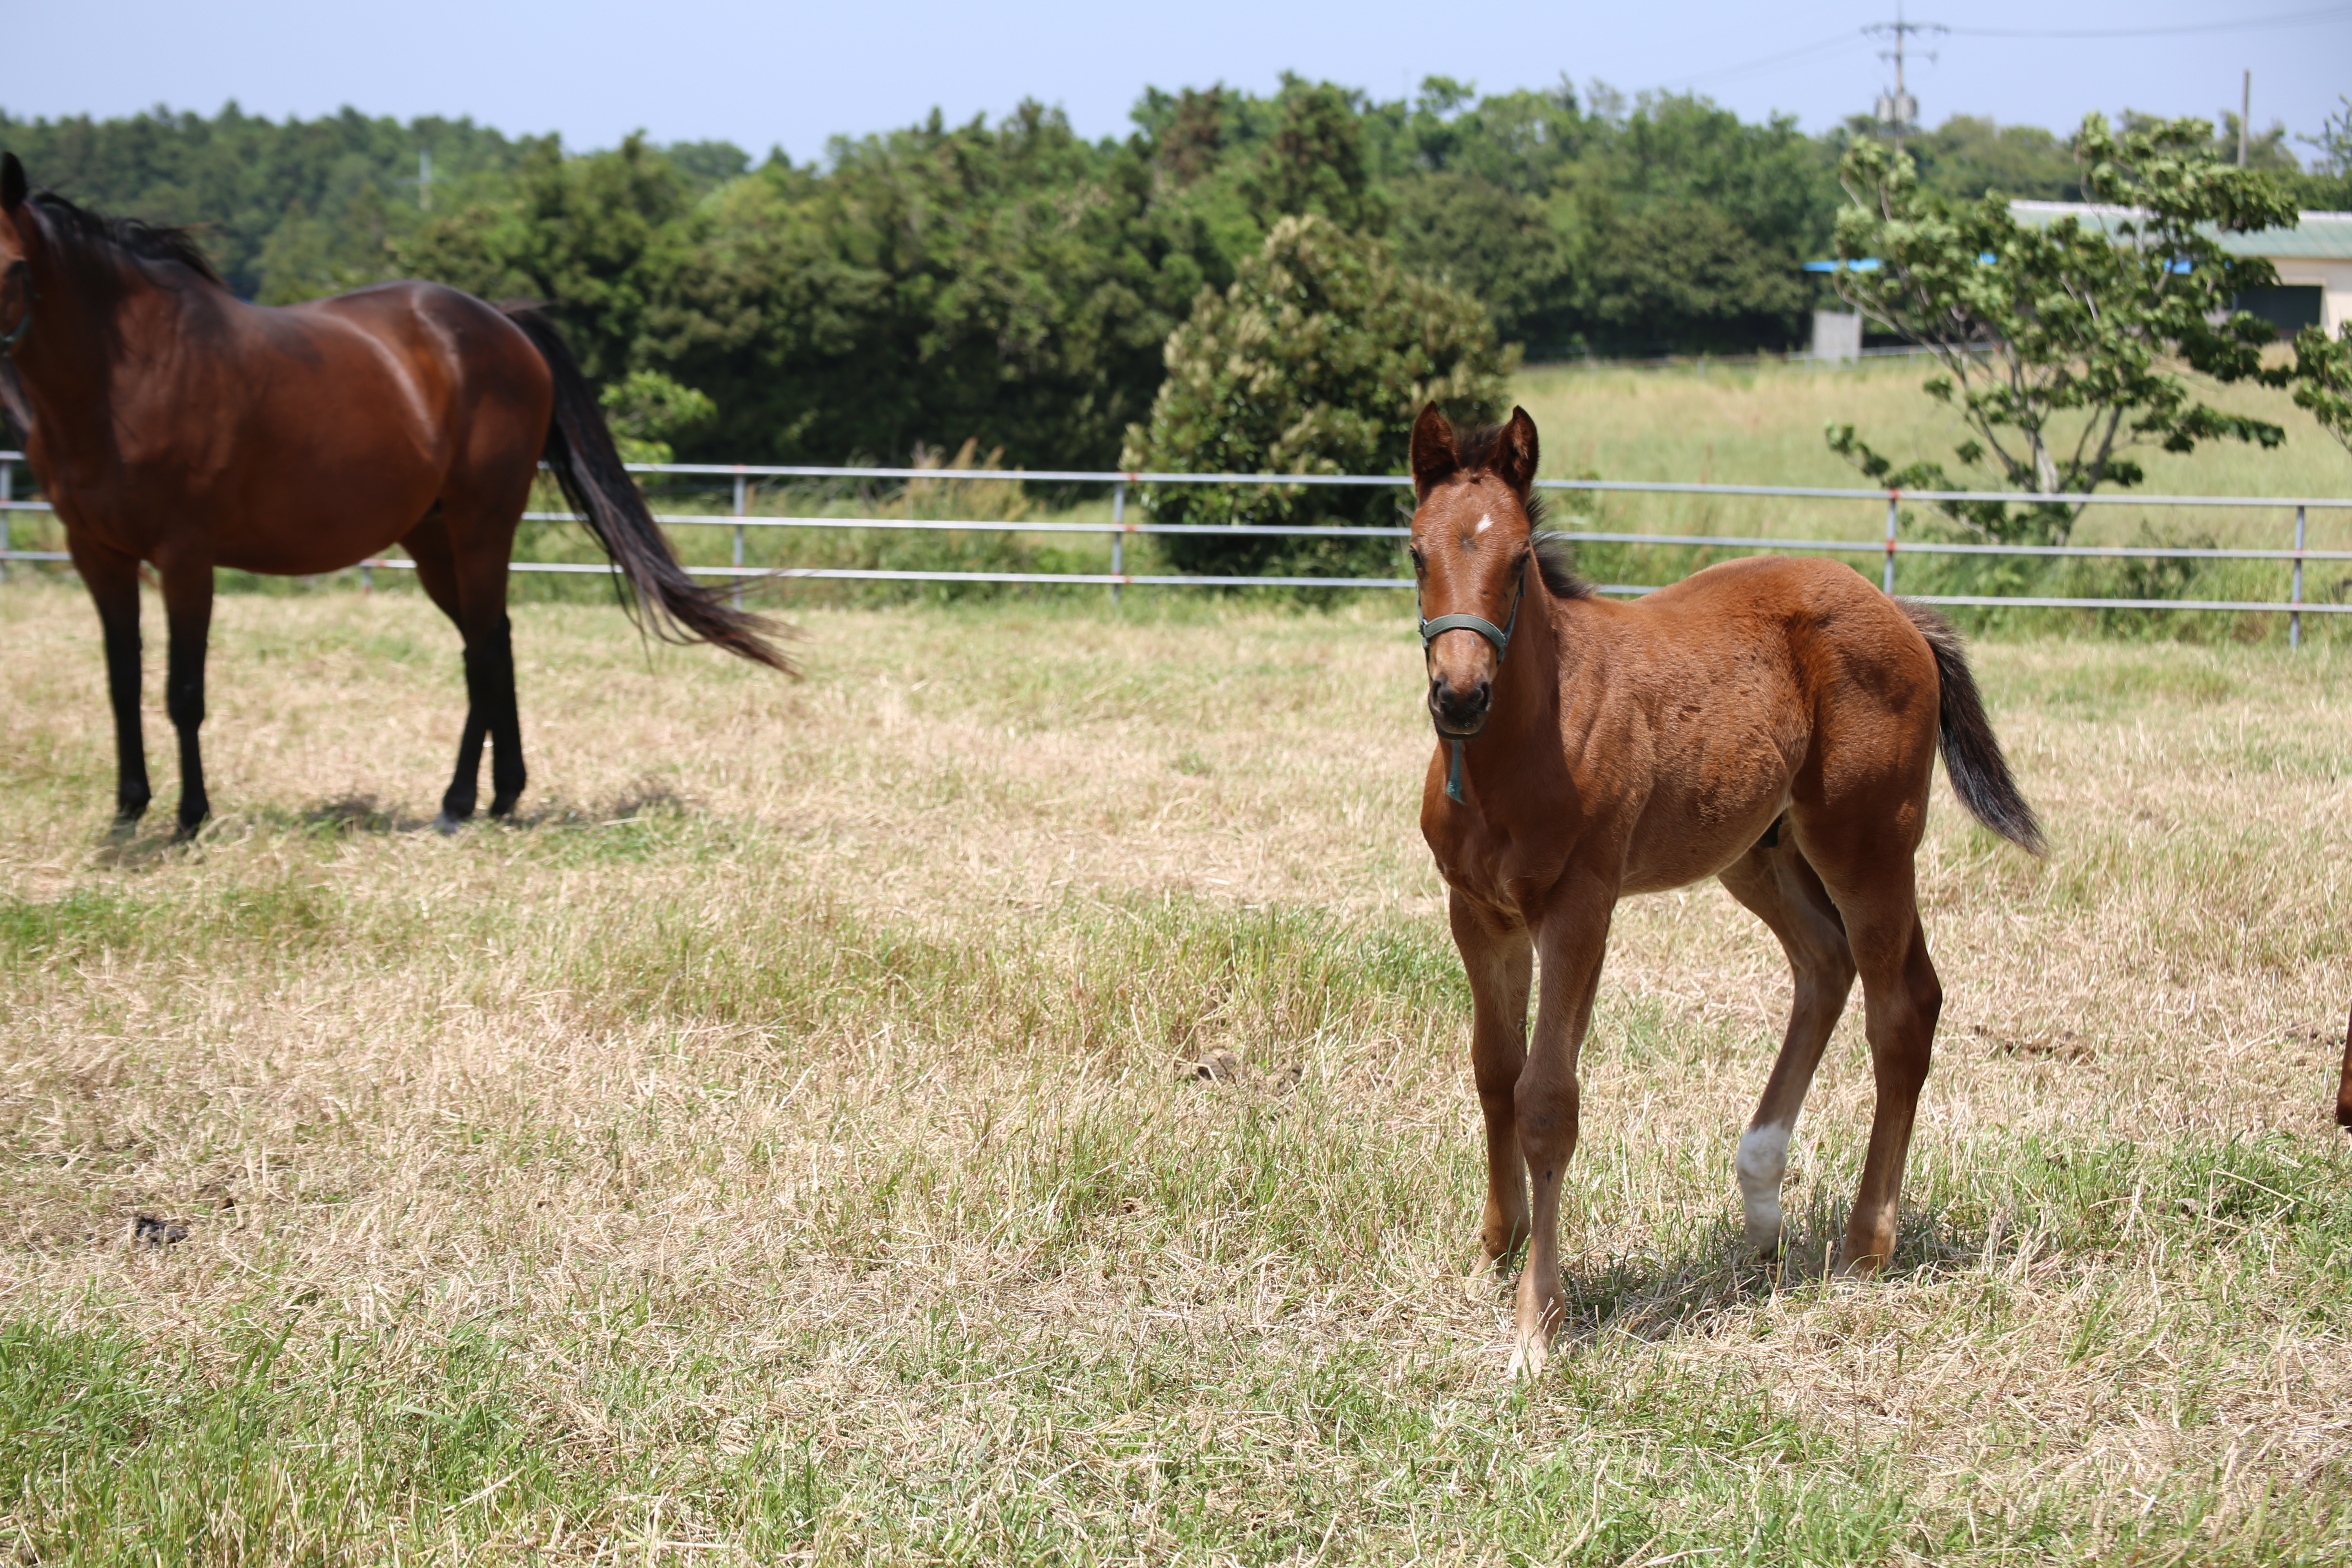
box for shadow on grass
[87,784,701,853]
[1550,1192,1993,1347]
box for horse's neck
[1498,586,1593,737]
[17,241,194,469]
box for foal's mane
[1449,421,1593,601]
[24,188,224,294]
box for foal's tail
[499,303,795,673]
[1897,601,2046,857]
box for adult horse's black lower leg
[437,616,524,830]
[159,559,216,837]
[67,538,152,829]
[479,615,526,817]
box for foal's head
[1409,403,1546,737]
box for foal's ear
[1493,406,1540,496]
[0,154,24,214]
[1410,402,1458,498]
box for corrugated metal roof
[2007,200,2352,260]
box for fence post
[732,470,748,611]
[361,560,373,593]
[0,455,11,584]
[1883,494,1899,595]
[1110,479,1126,604]
[2291,503,2306,650]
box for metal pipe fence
[4,454,2348,638]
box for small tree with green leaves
[1825,113,2295,545]
[1121,214,1510,579]
[2293,323,2352,459]
[598,369,715,465]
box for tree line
[3,84,2343,470]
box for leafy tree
[401,133,688,382]
[2293,323,2352,458]
[1120,214,1510,578]
[1388,171,1567,347]
[640,101,1219,466]
[1241,82,1384,234]
[2301,96,2352,175]
[1824,114,2295,545]
[599,370,716,465]
[1892,116,2084,203]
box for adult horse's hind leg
[405,512,526,829]
[67,536,151,829]
[1447,891,1534,1276]
[403,518,487,829]
[1717,839,1857,1258]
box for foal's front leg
[1447,891,1533,1277]
[1511,883,1615,1377]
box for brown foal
[1408,405,2045,1374]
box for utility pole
[418,147,432,212]
[1866,4,1946,154]
[2239,70,2251,166]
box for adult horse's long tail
[499,303,795,673]
[1897,602,2046,856]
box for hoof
[1507,1329,1550,1380]
[488,795,521,821]
[433,811,467,837]
[172,817,207,844]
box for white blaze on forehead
[1474,514,1494,534]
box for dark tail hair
[499,303,794,673]
[1897,601,2045,856]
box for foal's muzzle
[1428,671,1492,737]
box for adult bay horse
[0,152,789,838]
[1407,404,2044,1375]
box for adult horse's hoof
[433,811,467,837]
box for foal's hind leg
[1447,891,1534,1276]
[1717,840,1856,1258]
[1800,833,1943,1276]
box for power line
[1664,30,1869,90]
[1948,4,2352,40]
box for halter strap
[1418,559,1528,804]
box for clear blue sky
[6,0,2348,161]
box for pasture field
[0,578,2348,1565]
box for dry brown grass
[0,578,2346,1564]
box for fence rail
[3,454,2346,643]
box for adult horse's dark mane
[1448,419,1593,601]
[27,189,223,292]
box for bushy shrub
[1120,214,1512,579]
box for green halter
[1418,558,1527,804]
